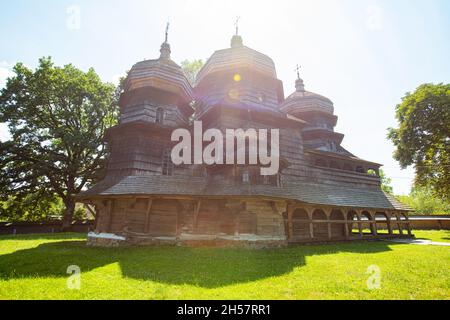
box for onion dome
[122,37,193,105]
[194,34,284,112]
[281,74,344,153]
[281,78,334,116]
[195,36,278,86]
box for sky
[1,0,449,195]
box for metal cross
[295,64,301,79]
[234,16,241,35]
[165,21,170,42]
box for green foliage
[379,169,394,194]
[0,57,119,225]
[397,187,450,215]
[181,59,204,85]
[388,83,450,201]
[0,196,92,222]
[73,203,88,221]
[0,193,64,222]
[368,169,394,194]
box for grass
[413,230,450,243]
[0,232,449,300]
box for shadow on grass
[0,235,395,288]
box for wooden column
[92,203,100,231]
[405,215,412,236]
[144,199,153,234]
[325,208,332,240]
[387,211,393,235]
[194,200,202,233]
[372,211,378,236]
[175,204,180,238]
[287,203,294,240]
[235,211,240,237]
[106,200,113,233]
[397,212,404,235]
[95,200,108,233]
[344,209,349,239]
[124,198,137,234]
[84,204,96,220]
[306,207,314,239]
[369,210,377,236]
[356,210,363,238]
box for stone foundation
[86,233,288,248]
[86,232,127,247]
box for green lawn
[413,230,450,243]
[0,232,449,300]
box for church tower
[281,72,347,154]
[106,25,194,177]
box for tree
[0,192,64,222]
[380,169,394,194]
[368,168,394,194]
[0,57,119,228]
[388,83,450,202]
[397,187,450,215]
[181,59,204,86]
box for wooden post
[396,212,404,235]
[175,207,179,238]
[344,210,349,239]
[287,203,294,240]
[194,200,202,232]
[387,212,393,235]
[356,210,363,238]
[306,207,314,239]
[405,215,412,236]
[106,200,113,233]
[144,199,153,234]
[123,198,137,234]
[84,204,96,220]
[325,208,332,240]
[235,211,240,237]
[370,211,377,236]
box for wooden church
[77,28,413,247]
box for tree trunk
[62,198,75,231]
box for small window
[156,107,165,124]
[162,149,173,176]
[242,170,250,183]
[356,166,365,173]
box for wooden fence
[0,221,94,235]
[408,215,450,230]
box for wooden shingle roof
[77,175,410,211]
[196,45,277,86]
